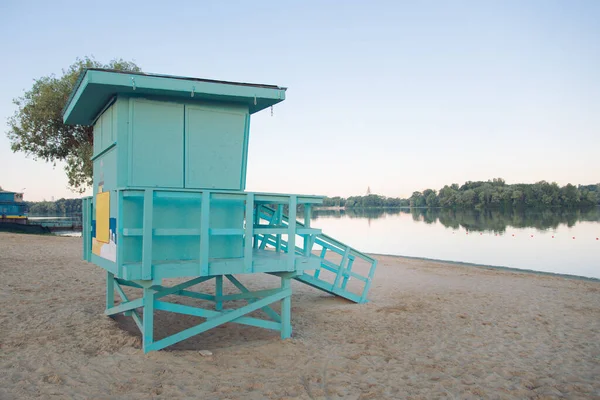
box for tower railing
[256,205,377,303]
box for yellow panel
[96,192,110,244]
[92,238,103,256]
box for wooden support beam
[114,279,128,302]
[153,276,214,299]
[115,278,143,288]
[106,272,115,311]
[215,275,223,311]
[105,297,144,316]
[219,287,283,302]
[112,278,144,330]
[226,275,281,322]
[280,277,292,339]
[154,301,281,331]
[142,287,155,353]
[177,290,215,301]
[147,288,290,352]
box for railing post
[315,247,327,278]
[287,196,297,270]
[142,189,153,280]
[276,205,283,253]
[342,257,355,290]
[360,260,378,303]
[253,205,259,249]
[200,191,211,276]
[244,193,254,273]
[333,247,349,289]
[303,204,312,257]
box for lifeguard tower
[64,69,377,352]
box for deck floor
[118,248,321,280]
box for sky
[0,0,598,201]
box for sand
[0,232,599,399]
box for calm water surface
[309,207,600,279]
[37,208,599,279]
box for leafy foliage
[321,178,600,209]
[7,57,141,192]
[25,198,82,215]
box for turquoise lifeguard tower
[64,69,377,352]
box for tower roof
[63,68,287,125]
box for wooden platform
[116,249,321,281]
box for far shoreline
[370,252,600,283]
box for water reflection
[310,207,600,233]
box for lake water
[308,207,600,280]
[40,207,599,279]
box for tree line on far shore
[323,179,600,209]
[5,178,599,216]
[25,198,82,215]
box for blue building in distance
[0,191,27,223]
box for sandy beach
[1,232,598,399]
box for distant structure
[0,191,27,224]
[63,69,377,352]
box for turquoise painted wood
[256,205,378,304]
[65,68,377,352]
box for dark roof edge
[86,68,287,90]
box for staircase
[256,205,377,303]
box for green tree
[438,185,458,207]
[424,189,439,207]
[460,189,477,207]
[7,57,141,192]
[511,189,524,206]
[580,189,597,206]
[560,184,580,206]
[319,178,600,210]
[409,191,426,207]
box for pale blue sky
[1,0,598,201]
